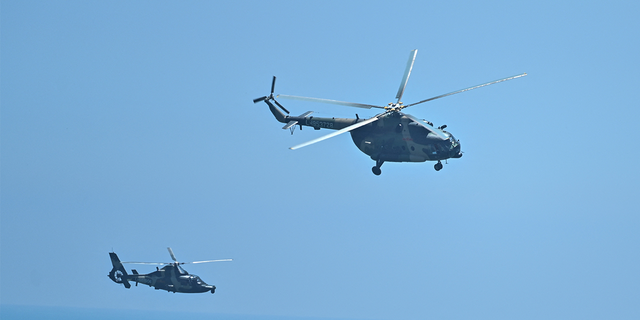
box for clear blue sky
[2,1,639,320]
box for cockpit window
[449,134,458,148]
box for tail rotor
[253,76,290,114]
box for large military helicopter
[253,49,526,175]
[108,248,231,294]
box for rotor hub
[384,102,405,113]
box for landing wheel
[434,161,443,171]
[372,159,384,176]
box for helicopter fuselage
[350,112,462,163]
[267,100,462,163]
[127,265,215,293]
[108,252,218,294]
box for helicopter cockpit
[447,133,459,148]
[192,275,207,285]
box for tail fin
[108,252,131,289]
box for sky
[1,1,639,319]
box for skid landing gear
[372,159,384,175]
[434,161,443,171]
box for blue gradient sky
[2,1,639,320]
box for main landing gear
[372,159,384,176]
[373,159,444,174]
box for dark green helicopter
[108,248,231,294]
[254,49,526,175]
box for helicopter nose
[451,144,462,158]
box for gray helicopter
[108,248,231,294]
[254,49,526,175]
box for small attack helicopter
[253,50,526,175]
[108,248,231,294]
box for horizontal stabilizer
[282,112,313,130]
[282,121,298,130]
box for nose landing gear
[434,161,443,171]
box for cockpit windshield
[448,133,458,148]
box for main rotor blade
[271,76,276,94]
[277,94,384,109]
[290,116,381,150]
[253,96,268,103]
[121,261,168,265]
[167,247,178,262]
[402,112,448,140]
[187,259,233,264]
[396,49,418,103]
[273,99,290,114]
[406,73,527,107]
